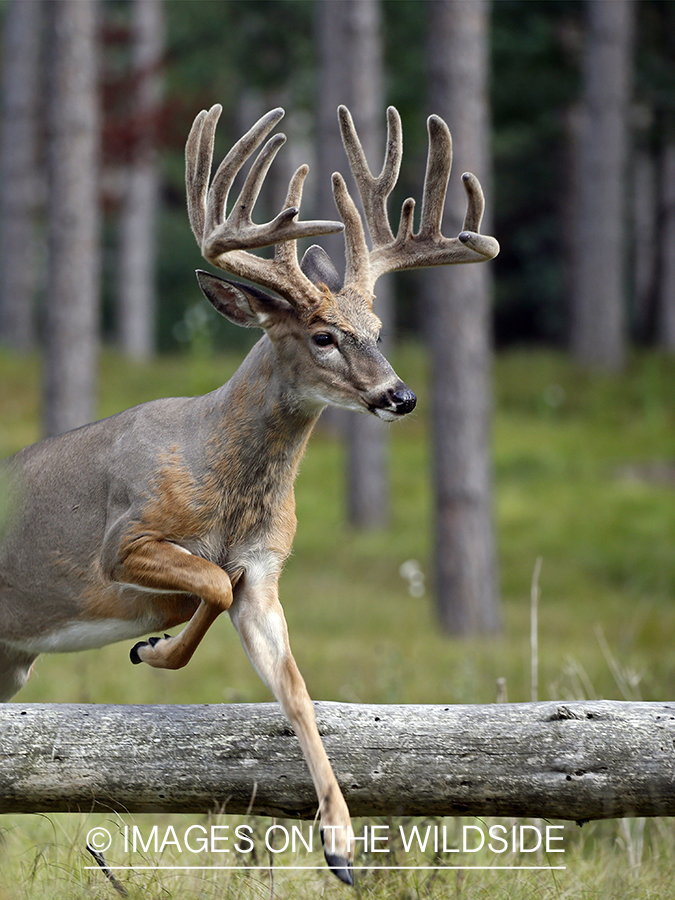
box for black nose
[389,386,417,414]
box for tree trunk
[1,700,674,821]
[44,0,101,437]
[426,0,500,635]
[570,0,635,371]
[656,141,675,350]
[117,0,165,360]
[0,0,42,351]
[316,0,392,529]
[632,147,657,342]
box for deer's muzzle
[369,382,417,420]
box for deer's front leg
[229,578,355,885]
[111,536,233,669]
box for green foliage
[636,0,675,135]
[137,0,675,350]
[143,0,319,352]
[13,0,675,351]
[491,0,581,345]
[165,0,315,101]
[148,0,593,349]
[2,345,675,895]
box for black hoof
[324,851,354,885]
[320,830,354,885]
[129,635,171,665]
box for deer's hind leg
[0,645,36,701]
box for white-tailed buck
[0,104,498,883]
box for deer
[0,102,498,884]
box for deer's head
[186,105,499,420]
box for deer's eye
[312,332,335,348]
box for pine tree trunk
[316,0,391,529]
[570,0,635,371]
[427,0,500,635]
[117,0,165,360]
[656,141,675,350]
[0,0,42,351]
[44,0,101,437]
[632,148,657,342]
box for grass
[1,344,675,897]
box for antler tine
[185,104,222,245]
[185,105,345,308]
[336,106,499,294]
[200,106,285,255]
[331,171,372,298]
[407,115,498,260]
[273,163,313,271]
[460,171,485,233]
[418,115,453,240]
[337,105,402,247]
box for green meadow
[1,345,675,898]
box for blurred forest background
[4,4,675,894]
[3,0,672,358]
[0,0,673,636]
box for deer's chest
[175,474,296,575]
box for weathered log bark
[1,700,673,820]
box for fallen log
[0,700,674,821]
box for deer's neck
[200,336,321,534]
[219,334,320,454]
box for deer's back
[0,397,220,644]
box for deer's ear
[300,245,342,293]
[196,270,286,329]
